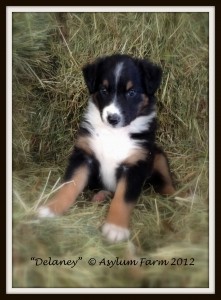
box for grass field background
[12,12,209,288]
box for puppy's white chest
[89,126,135,191]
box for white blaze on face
[102,62,124,127]
[114,62,124,86]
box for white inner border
[6,6,215,294]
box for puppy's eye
[127,89,137,97]
[100,87,108,95]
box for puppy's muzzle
[107,113,121,126]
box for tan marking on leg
[126,80,133,91]
[75,135,93,155]
[153,153,175,195]
[106,178,134,228]
[160,185,176,195]
[123,148,149,166]
[47,165,89,215]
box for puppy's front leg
[38,165,89,217]
[38,150,91,217]
[102,162,148,243]
[102,178,134,243]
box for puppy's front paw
[102,222,130,243]
[37,206,56,218]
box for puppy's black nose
[107,113,121,126]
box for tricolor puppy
[38,54,175,243]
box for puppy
[38,54,175,243]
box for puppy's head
[82,54,162,128]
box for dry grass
[12,12,209,288]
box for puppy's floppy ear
[137,59,162,95]
[82,62,97,94]
[82,57,104,94]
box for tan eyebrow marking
[126,81,133,91]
